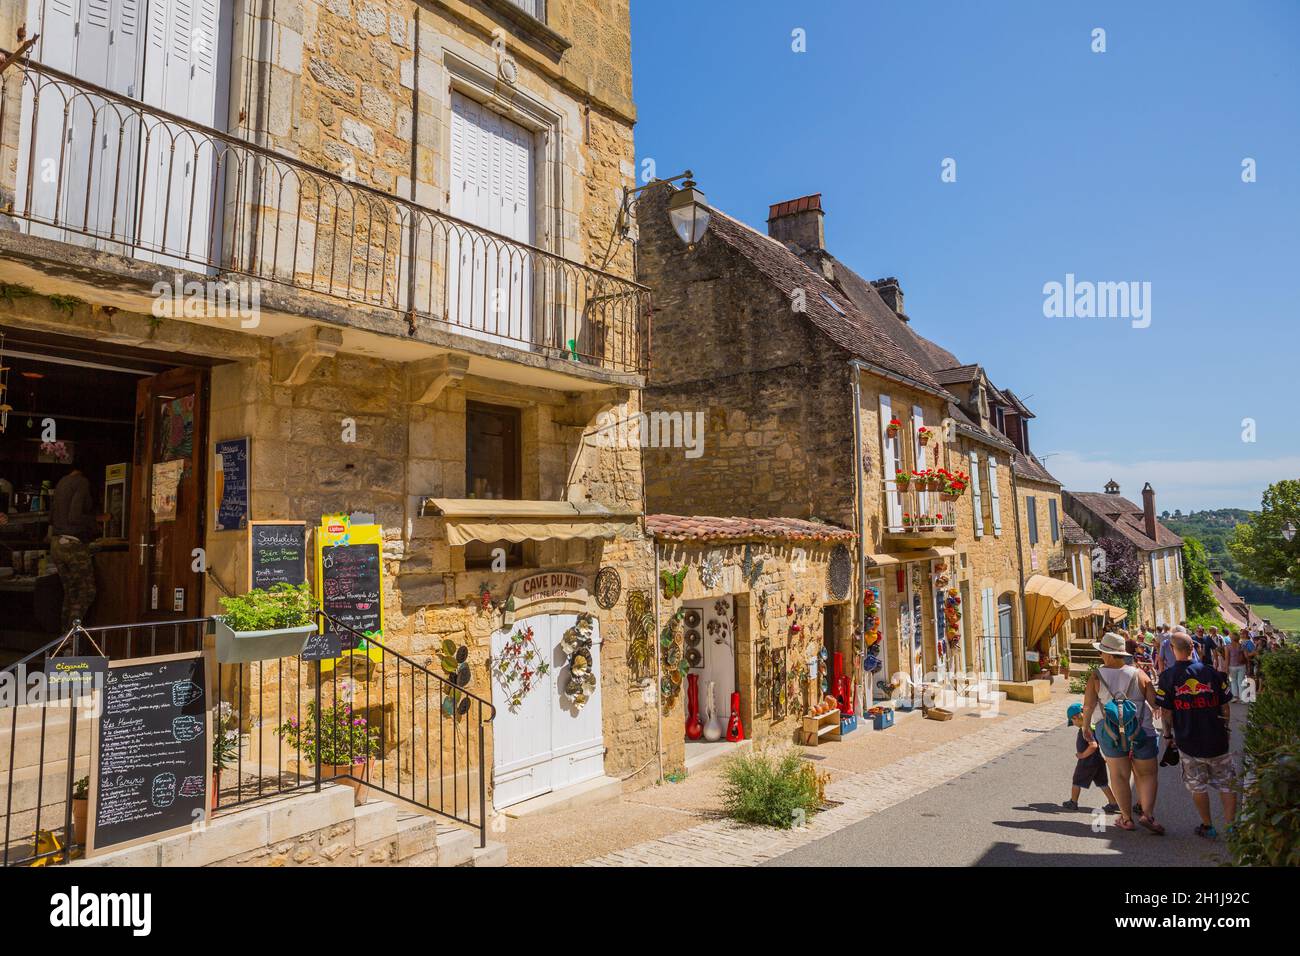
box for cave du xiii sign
[506,571,591,621]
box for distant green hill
[1163,509,1300,609]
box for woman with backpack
[1081,631,1166,834]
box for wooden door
[126,367,208,621]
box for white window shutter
[880,395,902,529]
[987,455,998,538]
[1151,553,1160,587]
[969,450,983,539]
[912,405,928,516]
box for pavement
[765,703,1246,867]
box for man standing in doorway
[1155,633,1237,840]
[49,466,99,631]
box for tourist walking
[1081,632,1164,834]
[1224,632,1249,700]
[1154,633,1238,839]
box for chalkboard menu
[88,652,210,855]
[248,521,308,590]
[319,542,382,653]
[214,437,250,532]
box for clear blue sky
[630,0,1300,513]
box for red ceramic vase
[685,673,703,740]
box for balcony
[0,56,648,378]
[880,480,958,543]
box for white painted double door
[491,613,604,809]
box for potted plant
[902,512,914,529]
[215,583,318,663]
[886,416,902,437]
[71,775,89,846]
[212,701,239,811]
[917,426,932,445]
[276,700,381,805]
[895,469,911,490]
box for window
[819,292,846,315]
[504,0,546,20]
[466,402,523,568]
[1026,495,1038,545]
[1049,498,1060,543]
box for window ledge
[478,0,572,57]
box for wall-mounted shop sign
[87,651,211,856]
[505,571,591,622]
[313,515,385,663]
[213,437,251,531]
[249,521,308,590]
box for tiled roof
[1067,491,1184,551]
[932,364,982,385]
[1211,576,1263,629]
[705,209,949,393]
[1012,450,1060,486]
[1000,388,1036,419]
[1061,513,1094,546]
[768,194,822,219]
[647,514,855,543]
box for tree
[1094,536,1141,620]
[1228,479,1300,594]
[1181,535,1219,618]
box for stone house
[1065,482,1186,628]
[0,0,664,829]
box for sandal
[1114,816,1137,831]
[1138,814,1166,835]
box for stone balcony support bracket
[553,387,631,428]
[271,326,344,386]
[406,353,472,405]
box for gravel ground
[500,680,1073,866]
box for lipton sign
[506,571,592,621]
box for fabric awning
[868,546,957,566]
[1023,574,1094,648]
[1091,599,1129,623]
[422,498,639,547]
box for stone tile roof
[932,364,982,385]
[1211,576,1263,629]
[1011,450,1061,486]
[1067,491,1184,551]
[1061,513,1094,546]
[705,209,949,394]
[1001,387,1036,419]
[646,514,855,543]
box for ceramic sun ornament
[699,551,723,589]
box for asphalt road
[765,704,1246,867]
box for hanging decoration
[660,566,688,600]
[771,646,788,720]
[438,639,473,718]
[560,612,597,709]
[707,598,733,654]
[626,589,656,682]
[659,608,688,715]
[944,588,962,649]
[742,544,766,588]
[699,550,723,590]
[477,581,499,613]
[594,567,621,610]
[828,544,852,600]
[754,638,771,717]
[491,624,549,712]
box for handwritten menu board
[248,521,308,590]
[314,517,385,661]
[88,652,210,855]
[213,437,250,532]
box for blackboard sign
[88,651,211,855]
[248,521,308,590]
[214,437,250,532]
[319,542,382,653]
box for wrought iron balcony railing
[880,480,959,536]
[0,56,648,375]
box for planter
[323,757,375,806]
[215,618,318,664]
[72,796,87,846]
[211,771,221,812]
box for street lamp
[666,177,710,249]
[1283,521,1296,543]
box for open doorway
[0,327,211,663]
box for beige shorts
[1180,752,1238,794]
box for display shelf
[800,708,842,746]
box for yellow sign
[315,515,385,672]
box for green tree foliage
[1228,480,1300,595]
[1230,644,1300,866]
[1181,536,1220,618]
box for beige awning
[1024,574,1094,649]
[868,546,957,567]
[1091,599,1129,623]
[421,498,639,546]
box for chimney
[1141,482,1157,541]
[1104,479,1121,495]
[871,277,907,320]
[767,194,824,253]
[1210,569,1225,587]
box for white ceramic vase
[702,680,724,741]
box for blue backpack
[1097,670,1141,751]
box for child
[1063,702,1120,812]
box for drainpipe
[848,360,869,716]
[1009,464,1028,682]
[652,541,665,784]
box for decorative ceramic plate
[686,647,702,668]
[685,629,701,646]
[683,609,701,628]
[664,644,680,667]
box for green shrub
[275,701,381,766]
[1228,746,1300,867]
[219,583,315,632]
[1243,643,1300,766]
[721,746,826,829]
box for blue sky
[630,0,1300,513]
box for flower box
[215,617,318,664]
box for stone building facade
[0,0,666,825]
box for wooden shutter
[880,395,902,529]
[1026,495,1038,545]
[1151,553,1160,587]
[988,455,1002,537]
[969,450,983,539]
[912,405,928,517]
[1049,498,1060,543]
